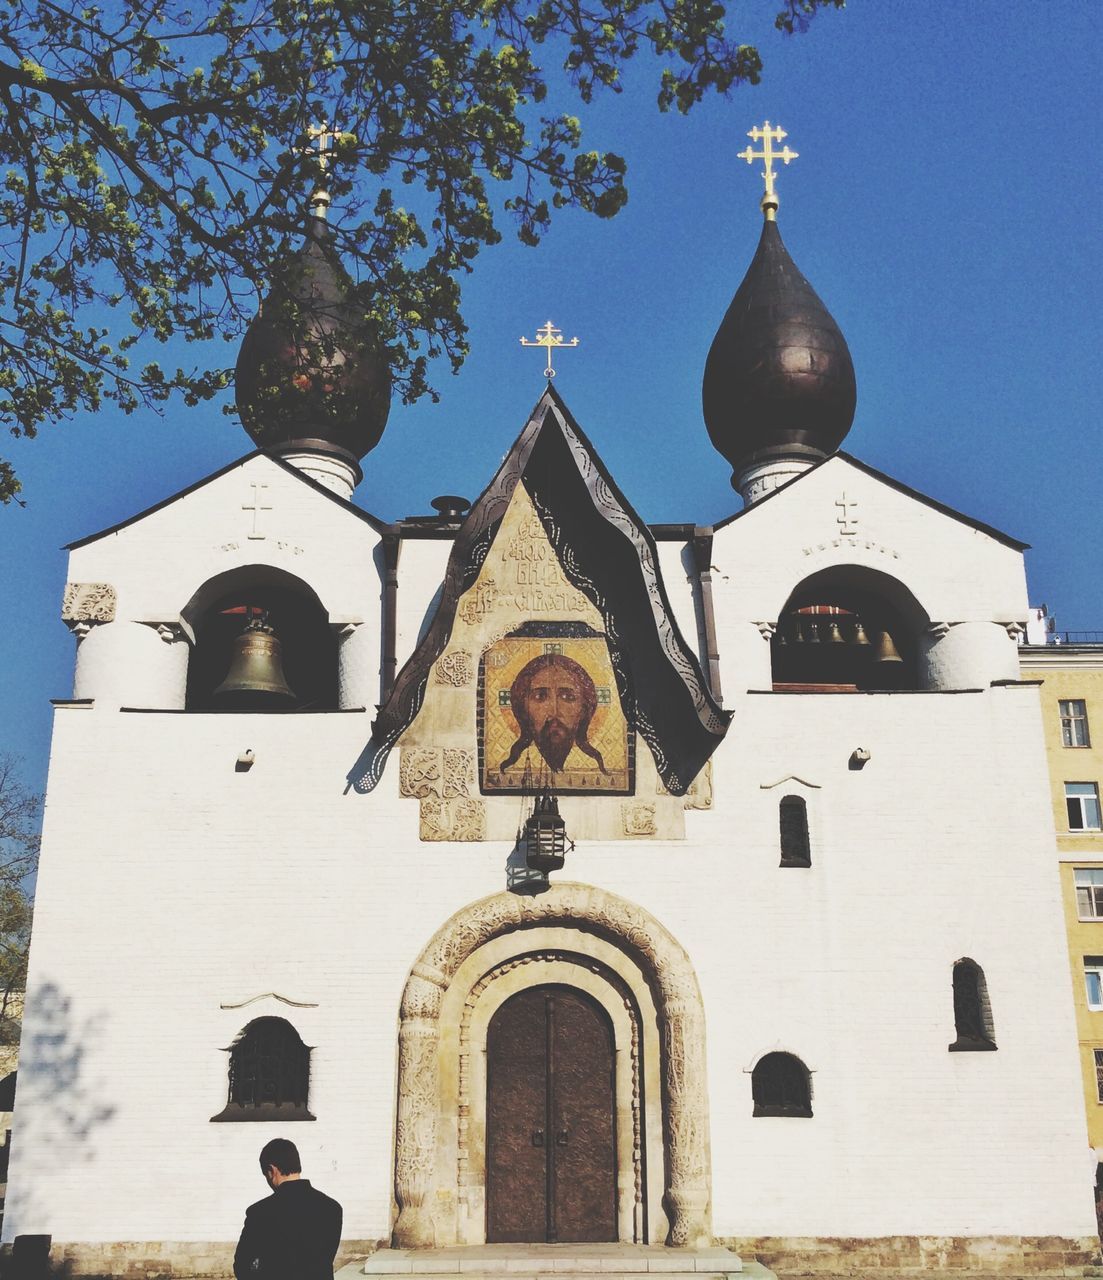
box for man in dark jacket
[233,1138,343,1280]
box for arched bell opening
[182,565,336,711]
[771,566,928,692]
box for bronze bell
[852,622,872,646]
[875,629,904,664]
[826,620,845,643]
[213,618,296,705]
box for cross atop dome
[737,121,798,221]
[306,120,342,222]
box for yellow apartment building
[1021,634,1103,1176]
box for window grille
[949,959,997,1051]
[751,1052,813,1117]
[211,1017,315,1122]
[779,796,811,867]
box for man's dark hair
[259,1137,301,1176]
[499,653,607,774]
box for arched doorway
[486,985,617,1244]
[393,884,712,1250]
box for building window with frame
[1077,868,1103,920]
[1086,959,1103,1011]
[1067,783,1103,831]
[1061,700,1091,748]
[751,1052,813,1117]
[949,958,997,1051]
[1094,1049,1103,1103]
[778,796,811,867]
[210,1016,315,1122]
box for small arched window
[211,1017,315,1121]
[779,796,811,867]
[949,959,997,1051]
[752,1052,813,1117]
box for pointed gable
[352,386,730,795]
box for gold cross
[737,121,798,219]
[306,120,341,219]
[519,320,579,380]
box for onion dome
[235,219,391,473]
[702,217,856,499]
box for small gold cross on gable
[737,121,798,219]
[519,320,579,380]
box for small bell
[805,618,821,644]
[826,620,845,644]
[213,616,296,706]
[852,622,871,646]
[875,630,904,664]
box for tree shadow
[2,981,116,1259]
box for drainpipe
[381,530,400,703]
[692,528,723,705]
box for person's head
[500,653,607,775]
[259,1138,301,1188]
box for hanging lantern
[523,790,572,874]
[213,614,296,705]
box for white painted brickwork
[4,449,1096,1250]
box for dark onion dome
[236,219,391,465]
[702,218,856,483]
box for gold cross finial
[737,121,798,221]
[306,120,342,221]
[519,320,579,380]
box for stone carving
[435,650,473,687]
[400,749,441,799]
[419,797,485,843]
[683,761,712,810]
[451,798,485,840]
[622,803,657,837]
[458,578,498,626]
[62,582,116,623]
[755,620,776,641]
[442,749,474,799]
[393,884,711,1250]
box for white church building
[3,141,1097,1278]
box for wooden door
[486,985,617,1243]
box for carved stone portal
[393,884,711,1249]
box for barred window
[752,1052,813,1117]
[211,1017,315,1122]
[1061,700,1091,748]
[1095,1049,1103,1104]
[949,959,997,1051]
[779,796,811,867]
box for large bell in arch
[212,614,296,707]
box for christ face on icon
[499,654,608,775]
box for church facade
[3,142,1098,1276]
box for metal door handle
[556,1129,568,1146]
[532,1129,544,1147]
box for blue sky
[2,0,1101,798]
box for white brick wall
[4,452,1095,1247]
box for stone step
[342,1246,775,1280]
